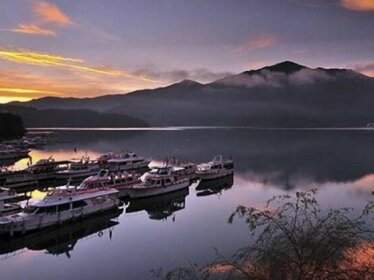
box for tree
[158,190,374,280]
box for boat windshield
[23,206,38,213]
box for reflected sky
[0,128,373,279]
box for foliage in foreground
[156,189,374,280]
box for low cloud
[232,34,279,55]
[133,68,233,83]
[340,0,374,11]
[351,63,374,77]
[218,68,333,88]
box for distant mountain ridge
[9,61,374,127]
[0,105,148,128]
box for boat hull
[196,169,233,181]
[125,180,190,199]
[54,170,99,180]
[0,198,121,235]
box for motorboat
[27,157,70,180]
[78,169,141,198]
[54,157,100,180]
[196,155,234,181]
[1,171,37,190]
[104,152,151,172]
[0,188,22,216]
[125,166,190,199]
[171,162,198,181]
[0,208,122,258]
[0,186,121,236]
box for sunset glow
[0,0,372,102]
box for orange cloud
[0,87,61,103]
[10,23,56,36]
[0,48,157,82]
[340,0,374,11]
[6,0,72,36]
[232,34,278,55]
[34,0,73,26]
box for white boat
[171,162,198,181]
[55,158,100,180]
[0,188,21,216]
[196,155,234,181]
[78,169,141,197]
[104,152,151,171]
[0,187,121,236]
[125,167,190,199]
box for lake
[1,128,373,280]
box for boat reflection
[125,188,189,221]
[195,174,234,197]
[0,208,123,260]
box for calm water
[1,128,374,280]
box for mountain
[11,61,374,127]
[0,105,148,128]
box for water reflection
[19,129,374,190]
[196,175,234,197]
[126,188,189,221]
[0,209,122,260]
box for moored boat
[27,157,71,180]
[78,169,141,197]
[0,188,22,216]
[55,157,100,180]
[2,171,38,190]
[103,152,150,172]
[0,186,121,236]
[196,155,234,181]
[125,166,191,199]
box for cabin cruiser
[196,155,234,181]
[55,158,100,180]
[78,169,141,197]
[0,188,22,216]
[27,157,70,180]
[103,152,150,172]
[171,162,198,181]
[146,162,198,182]
[0,209,122,258]
[0,186,121,236]
[125,166,190,199]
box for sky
[0,0,373,102]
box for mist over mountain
[11,61,374,127]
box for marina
[0,128,372,280]
[0,131,236,237]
